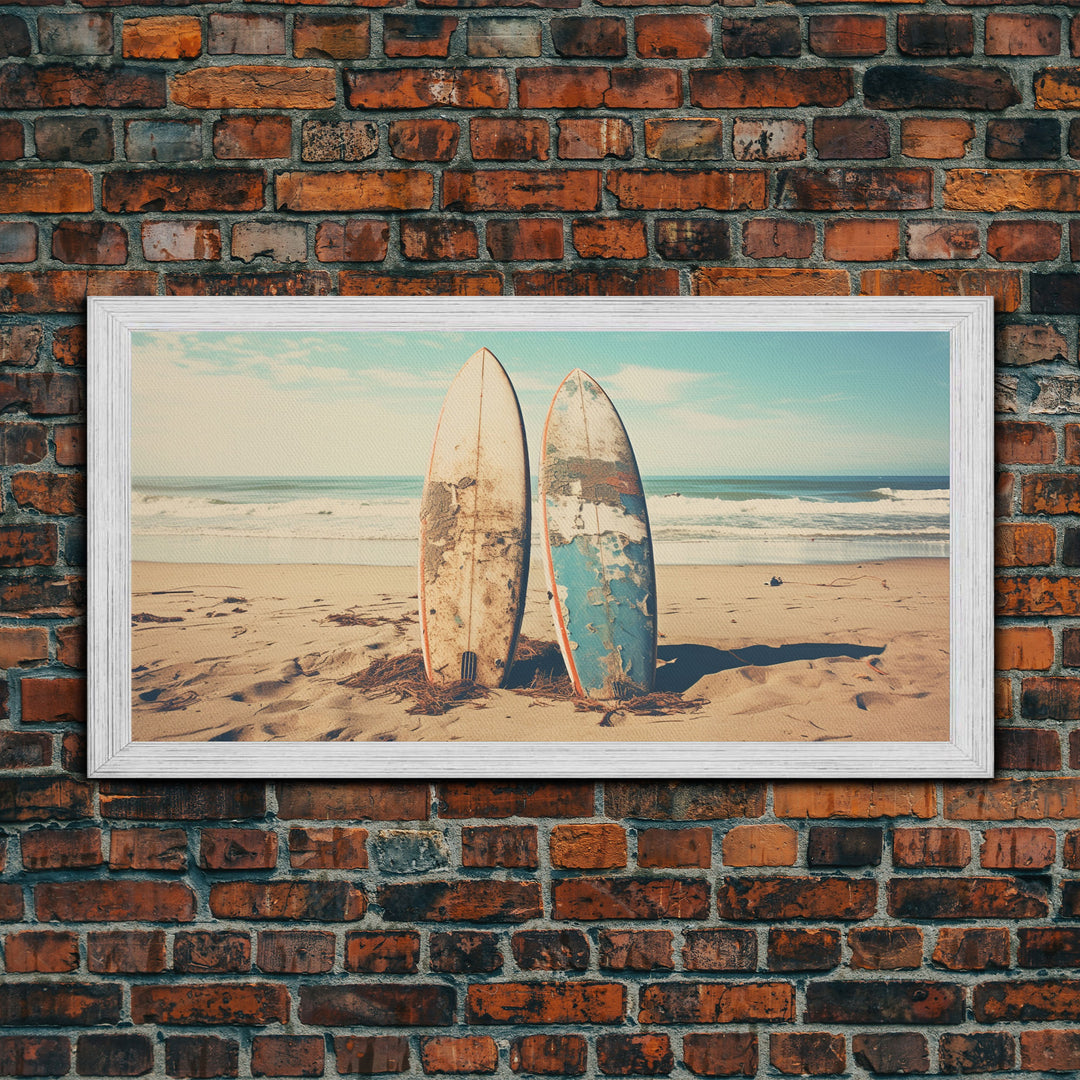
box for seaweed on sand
[339,635,708,721]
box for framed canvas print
[88,296,993,778]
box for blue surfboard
[539,369,657,700]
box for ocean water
[132,475,950,567]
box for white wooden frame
[88,296,994,778]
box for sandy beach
[131,558,949,744]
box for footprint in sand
[854,691,894,710]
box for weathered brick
[902,118,974,160]
[110,827,187,871]
[213,115,291,159]
[172,65,334,108]
[807,982,964,1025]
[19,827,97,870]
[987,13,1060,55]
[388,118,459,161]
[807,826,882,866]
[997,324,1068,365]
[314,220,388,264]
[295,13,370,58]
[210,881,365,920]
[691,68,850,108]
[1020,1030,1080,1072]
[637,826,711,868]
[251,1037,323,1078]
[0,223,35,263]
[345,932,420,973]
[655,218,729,261]
[815,117,889,160]
[303,986,453,1031]
[861,268,1020,311]
[997,576,1080,616]
[608,170,764,211]
[996,627,1054,672]
[0,64,163,109]
[551,16,626,57]
[346,67,508,109]
[824,218,898,260]
[849,927,923,970]
[470,117,548,161]
[469,983,625,1025]
[86,931,166,974]
[132,984,289,1026]
[467,18,541,58]
[809,14,884,57]
[645,119,723,161]
[288,825,368,867]
[276,172,432,211]
[429,931,503,973]
[340,270,502,296]
[639,983,793,1025]
[598,929,673,971]
[557,117,631,160]
[777,168,931,211]
[75,1035,153,1077]
[485,221,563,262]
[232,221,307,263]
[865,66,1019,110]
[1018,927,1080,968]
[987,119,1060,161]
[939,1032,1014,1073]
[512,929,588,971]
[944,169,1080,212]
[768,928,841,972]
[301,119,377,163]
[0,731,52,770]
[974,980,1080,1022]
[888,875,1049,918]
[932,927,1009,972]
[201,828,277,870]
[721,823,796,866]
[208,12,284,55]
[721,16,798,58]
[100,781,264,820]
[519,66,679,109]
[596,1035,672,1077]
[851,1034,928,1076]
[421,1037,498,1076]
[1035,68,1080,109]
[174,931,251,974]
[0,16,32,59]
[37,13,113,56]
[604,783,765,821]
[0,1035,70,1076]
[333,1037,409,1076]
[996,727,1060,771]
[37,880,196,922]
[731,119,805,163]
[682,1034,757,1078]
[104,169,263,213]
[770,1033,844,1077]
[906,220,979,260]
[743,219,814,259]
[123,16,201,59]
[142,221,222,262]
[5,930,78,973]
[898,14,973,56]
[775,782,934,819]
[379,880,540,922]
[165,1036,238,1079]
[551,823,627,868]
[553,878,708,919]
[717,877,876,920]
[445,171,599,212]
[637,14,710,58]
[682,928,756,972]
[509,1035,586,1076]
[256,930,334,974]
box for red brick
[770,1034,845,1077]
[388,119,459,161]
[430,931,503,973]
[421,1037,497,1075]
[333,1037,409,1076]
[815,116,889,159]
[256,930,335,974]
[383,15,454,57]
[512,929,588,971]
[485,221,563,263]
[645,119,723,161]
[944,169,1080,212]
[470,117,548,161]
[848,926,923,970]
[743,219,814,259]
[898,14,973,56]
[526,66,680,109]
[945,777,1080,819]
[598,929,673,971]
[104,169,263,213]
[552,16,626,57]
[165,1036,239,1079]
[693,267,848,296]
[902,117,975,159]
[123,15,201,59]
[1069,831,1080,868]
[210,881,366,920]
[401,219,478,261]
[809,14,885,57]
[438,782,592,818]
[100,781,265,821]
[732,119,806,162]
[37,880,196,922]
[557,117,631,160]
[996,626,1054,670]
[596,1035,672,1077]
[132,984,289,1026]
[998,324,1068,366]
[172,65,334,109]
[467,983,625,1025]
[289,825,368,867]
[174,931,251,974]
[110,827,187,870]
[932,926,1010,971]
[939,1033,1014,1073]
[996,523,1057,566]
[141,221,222,262]
[0,624,45,664]
[314,221,387,264]
[996,420,1056,464]
[378,880,539,922]
[775,782,934,819]
[823,218,898,261]
[682,929,756,972]
[571,218,646,260]
[0,984,121,1027]
[691,68,851,108]
[718,876,875,920]
[4,930,78,973]
[636,827,711,868]
[295,12,370,57]
[861,268,1021,312]
[553,878,707,919]
[276,782,429,820]
[0,1036,70,1077]
[767,928,841,972]
[0,885,21,921]
[682,1034,757,1078]
[75,1035,154,1077]
[509,1035,586,1076]
[1021,1031,1080,1072]
[299,984,455,1027]
[986,13,1060,55]
[213,115,291,159]
[340,271,502,296]
[806,982,963,1025]
[639,983,794,1025]
[0,168,91,214]
[974,980,1080,1023]
[0,732,51,770]
[1018,927,1080,968]
[0,223,35,263]
[906,219,979,260]
[19,676,84,723]
[0,64,164,109]
[988,220,1061,262]
[888,876,1049,918]
[636,14,710,57]
[996,727,1060,770]
[607,170,764,211]
[605,783,766,820]
[0,423,46,466]
[722,16,799,58]
[997,576,1080,616]
[345,932,420,973]
[656,219,730,261]
[0,576,84,618]
[276,171,432,212]
[87,931,166,974]
[0,525,56,568]
[250,1038,322,1079]
[719,824,795,866]
[777,168,932,211]
[346,68,508,109]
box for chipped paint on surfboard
[540,368,657,701]
[419,348,530,688]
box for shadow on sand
[655,642,885,694]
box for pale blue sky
[132,329,950,478]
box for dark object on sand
[768,576,783,586]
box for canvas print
[129,327,950,746]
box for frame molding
[88,296,994,778]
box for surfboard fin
[460,651,478,682]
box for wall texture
[2,0,1080,1075]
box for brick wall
[2,0,1080,1074]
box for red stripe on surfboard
[540,368,585,699]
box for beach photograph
[130,327,951,745]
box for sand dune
[131,559,949,745]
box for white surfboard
[419,348,530,687]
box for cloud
[600,364,708,405]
